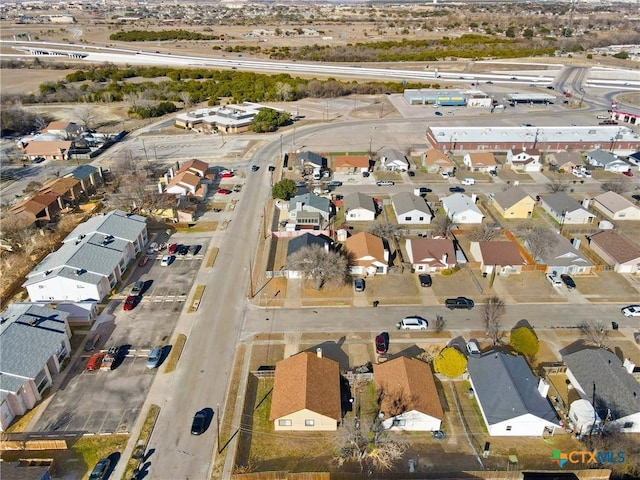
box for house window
[278,419,292,426]
[623,422,634,429]
[392,418,406,427]
[506,426,512,431]
[404,217,411,221]
[305,419,315,427]
[419,217,424,221]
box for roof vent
[79,234,85,239]
[44,270,52,276]
[0,317,8,324]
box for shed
[569,399,601,436]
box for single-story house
[591,191,640,221]
[269,351,341,431]
[506,148,541,172]
[9,192,62,227]
[442,193,485,224]
[405,238,456,272]
[22,140,73,161]
[345,231,389,276]
[563,349,640,433]
[585,149,631,173]
[491,186,535,219]
[297,151,326,170]
[379,148,409,171]
[343,193,376,222]
[177,159,209,178]
[288,193,332,228]
[546,151,584,172]
[64,164,103,195]
[540,193,595,225]
[470,241,527,275]
[463,152,496,173]
[39,177,83,205]
[423,149,455,174]
[374,357,444,432]
[333,155,370,174]
[0,304,72,432]
[588,230,640,274]
[42,121,83,140]
[165,171,207,199]
[467,352,561,436]
[285,233,333,279]
[392,192,432,225]
[23,210,148,302]
[535,233,594,275]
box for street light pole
[279,134,283,160]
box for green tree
[509,326,539,357]
[251,108,290,133]
[612,51,629,60]
[271,179,297,200]
[433,346,467,378]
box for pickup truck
[445,297,474,310]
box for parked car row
[84,345,163,371]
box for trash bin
[373,300,379,308]
[482,272,488,278]
[612,321,619,330]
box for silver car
[146,347,162,369]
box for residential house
[563,349,640,433]
[165,171,207,199]
[628,151,640,167]
[39,177,83,206]
[540,193,595,225]
[288,193,332,229]
[392,192,432,225]
[470,241,527,275]
[467,352,561,436]
[285,233,333,279]
[588,230,640,273]
[491,186,535,219]
[344,193,376,222]
[64,165,103,195]
[23,210,148,302]
[0,304,72,431]
[379,148,409,171]
[442,193,485,224]
[591,191,640,221]
[42,121,83,140]
[9,192,62,227]
[405,238,456,272]
[506,148,541,172]
[333,155,370,174]
[1,461,52,480]
[177,159,209,178]
[546,151,584,172]
[463,152,497,173]
[423,149,455,174]
[269,351,341,431]
[22,140,73,161]
[586,149,631,173]
[374,357,444,432]
[535,234,594,275]
[297,151,326,170]
[345,232,389,276]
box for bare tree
[287,244,350,290]
[24,181,43,194]
[433,314,446,333]
[334,422,407,471]
[77,104,96,130]
[275,81,293,101]
[601,180,629,194]
[547,179,569,193]
[0,214,37,253]
[468,224,500,242]
[367,221,401,240]
[433,214,453,238]
[518,226,555,261]
[578,320,610,348]
[179,91,193,109]
[481,296,506,345]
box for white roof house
[467,352,560,436]
[586,149,631,172]
[591,191,640,221]
[0,304,71,431]
[379,148,409,171]
[23,210,148,302]
[392,192,432,225]
[343,193,376,222]
[506,148,542,172]
[442,193,484,224]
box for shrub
[510,326,539,357]
[434,346,467,378]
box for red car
[168,243,178,254]
[86,352,104,371]
[622,171,633,177]
[123,295,137,311]
[217,188,232,195]
[375,332,389,355]
[219,170,234,178]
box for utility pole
[141,139,149,164]
[216,402,221,453]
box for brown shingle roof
[468,152,496,167]
[424,149,454,167]
[374,357,443,421]
[22,141,72,156]
[178,159,209,175]
[593,191,637,213]
[407,238,455,267]
[477,241,526,266]
[269,352,341,422]
[590,230,640,264]
[334,155,369,168]
[345,231,386,266]
[492,185,533,210]
[9,192,59,216]
[40,177,80,195]
[167,171,201,189]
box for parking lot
[32,236,211,434]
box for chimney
[164,173,169,184]
[158,182,163,194]
[316,348,322,358]
[538,378,550,397]
[572,237,581,249]
[471,193,477,203]
[169,167,175,179]
[623,358,635,374]
[441,253,448,265]
[582,198,590,209]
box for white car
[160,255,174,267]
[621,305,640,317]
[396,316,428,330]
[546,274,562,287]
[466,340,481,356]
[440,171,449,179]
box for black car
[560,274,576,290]
[178,244,189,255]
[632,194,640,202]
[89,458,111,480]
[327,181,343,187]
[419,274,432,287]
[251,165,259,172]
[449,186,465,193]
[375,332,390,355]
[408,171,415,177]
[354,278,365,292]
[191,410,208,435]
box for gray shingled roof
[65,164,99,180]
[66,210,146,243]
[541,192,582,213]
[537,233,593,267]
[493,186,532,210]
[442,193,483,216]
[289,193,331,213]
[286,233,331,258]
[587,149,619,166]
[0,304,69,391]
[343,192,376,213]
[392,192,431,216]
[563,349,640,421]
[297,151,325,167]
[467,352,559,426]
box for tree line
[109,29,220,42]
